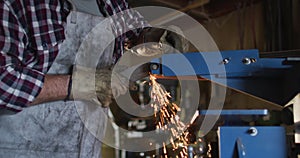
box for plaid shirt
[0,0,68,111]
[98,0,149,62]
[0,0,148,111]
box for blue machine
[149,49,298,157]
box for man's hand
[71,65,127,107]
[120,26,189,82]
[128,26,189,56]
[95,68,127,107]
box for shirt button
[42,42,48,49]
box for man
[0,0,188,157]
[0,0,148,111]
[0,0,147,157]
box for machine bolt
[222,58,230,64]
[242,58,251,65]
[248,127,258,136]
[242,57,257,65]
[150,63,159,70]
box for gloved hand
[121,26,189,82]
[70,65,127,107]
[128,25,189,56]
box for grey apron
[0,11,114,158]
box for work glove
[128,25,189,56]
[120,26,189,82]
[70,65,127,107]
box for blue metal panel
[219,126,287,158]
[151,50,291,77]
[150,49,294,104]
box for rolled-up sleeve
[0,0,66,111]
[0,62,44,111]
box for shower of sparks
[149,74,191,157]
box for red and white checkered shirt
[0,0,148,111]
[98,0,149,62]
[0,0,68,111]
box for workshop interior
[102,0,300,158]
[0,0,300,158]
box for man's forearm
[30,75,71,105]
